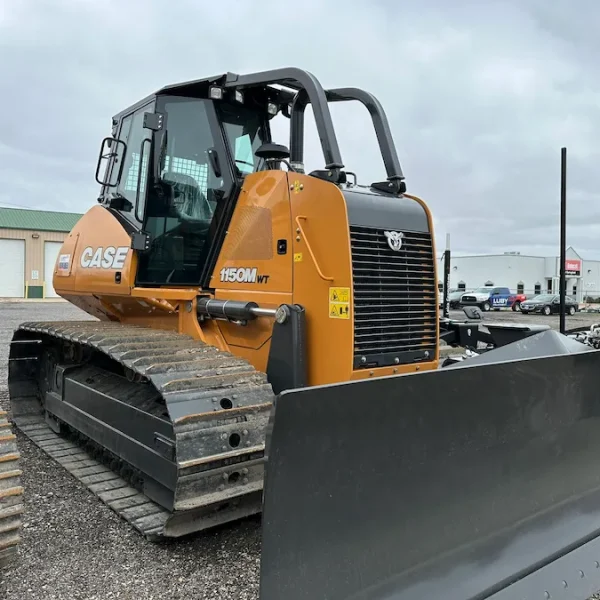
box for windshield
[472,287,493,293]
[219,103,268,176]
[530,295,555,302]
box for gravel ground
[1,301,600,599]
[0,302,261,600]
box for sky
[1,0,599,258]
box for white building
[440,247,600,303]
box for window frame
[107,98,156,229]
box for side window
[117,107,152,221]
[220,103,267,175]
[234,135,256,174]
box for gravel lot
[1,301,600,599]
[0,302,261,600]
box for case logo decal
[80,246,129,269]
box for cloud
[1,0,599,258]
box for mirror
[95,137,127,187]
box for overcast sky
[1,0,599,258]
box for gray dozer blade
[259,331,600,600]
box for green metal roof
[0,207,83,233]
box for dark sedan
[448,290,468,309]
[520,294,579,316]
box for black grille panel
[350,226,438,368]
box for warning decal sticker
[329,287,350,303]
[329,303,350,319]
[329,287,350,319]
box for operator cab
[94,68,407,289]
[96,80,280,287]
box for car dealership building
[442,247,600,303]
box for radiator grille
[350,226,438,367]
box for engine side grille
[350,226,438,368]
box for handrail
[295,215,334,282]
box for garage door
[0,239,25,298]
[44,241,64,298]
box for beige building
[0,207,82,298]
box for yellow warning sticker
[329,287,350,319]
[294,253,303,262]
[329,287,350,303]
[329,303,350,319]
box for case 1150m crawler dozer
[5,67,600,600]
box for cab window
[220,103,267,176]
[116,102,154,222]
[136,97,223,285]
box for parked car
[460,286,517,312]
[448,289,469,309]
[520,294,579,316]
[438,289,472,310]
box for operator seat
[161,171,213,221]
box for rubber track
[9,320,276,540]
[0,410,23,568]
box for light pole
[559,147,567,335]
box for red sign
[565,259,581,275]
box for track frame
[8,321,275,540]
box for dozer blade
[8,321,274,540]
[260,330,600,600]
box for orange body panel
[212,171,293,371]
[52,171,439,388]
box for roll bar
[211,68,405,192]
[290,87,405,193]
[223,68,344,172]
